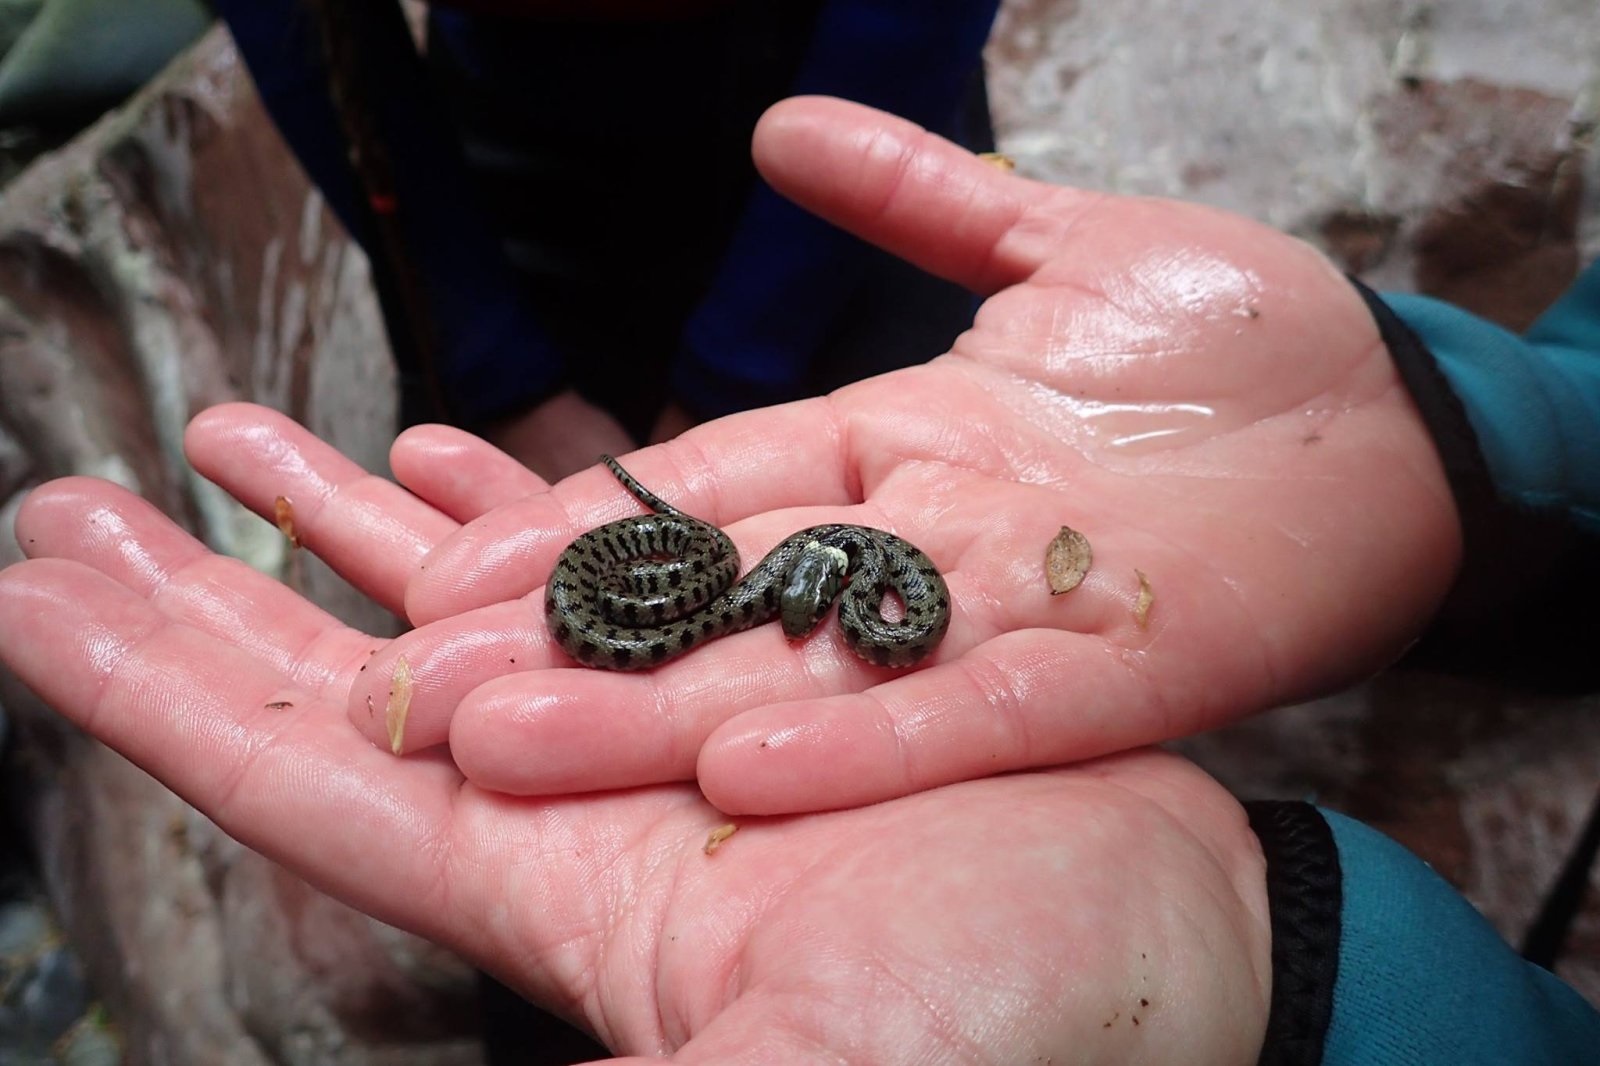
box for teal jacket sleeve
[1247,802,1600,1065]
[1350,262,1600,689]
[1382,263,1600,534]
[1246,268,1600,1063]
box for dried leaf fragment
[1132,569,1154,629]
[386,657,414,755]
[1045,525,1092,594]
[703,823,739,855]
[274,496,301,549]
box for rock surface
[0,3,1594,1063]
[0,27,479,1066]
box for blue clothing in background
[217,0,999,435]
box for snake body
[544,457,950,671]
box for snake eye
[779,542,849,639]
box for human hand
[649,401,697,445]
[485,389,638,483]
[0,517,1269,1059]
[218,95,1455,814]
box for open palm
[140,97,1455,814]
[0,482,1269,1063]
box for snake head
[779,541,851,639]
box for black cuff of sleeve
[1348,278,1600,691]
[1349,277,1496,511]
[1245,801,1342,1066]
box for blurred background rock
[0,2,1594,1063]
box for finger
[478,390,640,484]
[346,598,545,753]
[16,478,378,695]
[406,377,1037,628]
[0,558,463,941]
[390,423,549,522]
[354,503,863,755]
[372,469,1123,765]
[436,518,983,792]
[444,623,814,794]
[648,402,697,445]
[184,403,459,617]
[752,96,1087,294]
[404,398,855,625]
[691,629,1180,815]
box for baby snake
[544,457,951,671]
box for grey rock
[0,26,480,1065]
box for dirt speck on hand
[274,495,301,548]
[386,657,414,755]
[1132,569,1154,628]
[703,823,739,856]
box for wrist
[482,390,637,482]
[1350,277,1600,690]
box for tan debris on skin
[386,657,414,755]
[703,823,738,856]
[1132,569,1154,629]
[1044,525,1092,595]
[978,151,1016,171]
[274,495,301,548]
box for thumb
[751,95,1087,295]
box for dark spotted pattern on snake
[544,457,951,671]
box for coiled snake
[544,457,951,671]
